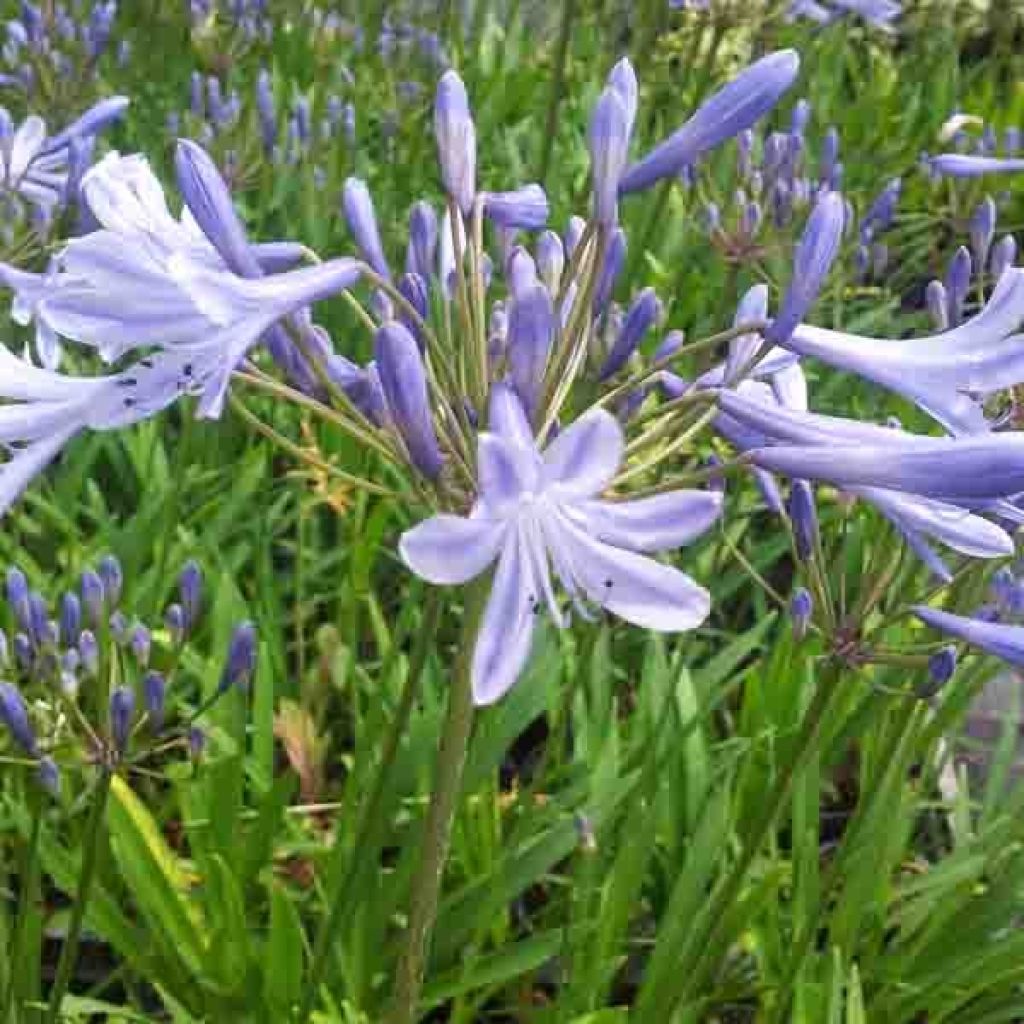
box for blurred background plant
[2,1,1024,1022]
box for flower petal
[579,490,723,552]
[542,408,624,498]
[478,433,539,510]
[399,514,506,585]
[471,531,538,705]
[552,513,711,631]
[914,605,1024,667]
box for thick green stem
[386,593,481,1024]
[296,590,444,1022]
[44,767,113,1024]
[2,789,44,1024]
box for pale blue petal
[399,514,506,584]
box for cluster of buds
[0,556,257,795]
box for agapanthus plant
[4,35,1024,1024]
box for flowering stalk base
[387,590,481,1024]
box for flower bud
[925,279,949,330]
[343,177,391,280]
[220,621,257,693]
[788,480,819,560]
[769,190,845,346]
[790,587,812,641]
[143,670,166,733]
[0,681,37,755]
[536,230,564,293]
[483,184,549,230]
[78,630,99,677]
[188,725,206,759]
[374,321,444,479]
[109,686,135,754]
[165,603,185,645]
[969,195,996,275]
[5,568,29,633]
[28,593,48,648]
[990,234,1017,282]
[944,246,972,327]
[397,272,429,348]
[109,610,129,644]
[406,200,438,280]
[507,283,556,418]
[13,634,32,671]
[600,287,661,380]
[98,554,123,607]
[593,228,626,316]
[80,569,104,626]
[918,646,957,698]
[131,624,152,667]
[434,70,476,214]
[589,85,630,226]
[564,215,586,259]
[178,560,203,632]
[59,592,81,647]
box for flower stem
[44,766,113,1024]
[2,787,44,1024]
[296,589,443,1022]
[387,590,482,1024]
[537,0,577,188]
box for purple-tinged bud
[754,468,785,515]
[483,184,549,230]
[741,200,762,238]
[1006,128,1022,155]
[725,283,769,383]
[990,234,1017,281]
[220,621,257,692]
[370,290,394,324]
[507,283,556,417]
[256,69,277,153]
[919,645,957,697]
[593,228,626,316]
[970,196,997,275]
[343,177,391,280]
[607,57,638,135]
[0,681,37,754]
[749,170,764,197]
[654,329,685,364]
[59,592,81,648]
[434,71,476,214]
[13,634,32,672]
[36,756,59,796]
[768,190,845,346]
[206,77,223,122]
[98,555,122,607]
[791,99,811,136]
[374,321,444,479]
[621,50,800,194]
[6,568,29,633]
[0,631,8,668]
[589,85,630,225]
[342,103,356,145]
[992,566,1015,607]
[600,287,661,380]
[406,201,438,280]
[944,246,972,327]
[131,625,151,667]
[788,480,819,560]
[294,97,311,144]
[507,246,538,297]
[925,279,948,330]
[819,126,839,182]
[188,725,206,759]
[189,70,204,116]
[564,216,586,259]
[79,630,98,677]
[771,179,792,228]
[790,587,812,641]
[536,230,564,293]
[176,140,259,277]
[143,670,166,733]
[109,686,134,754]
[178,560,202,632]
[397,272,429,346]
[164,604,185,645]
[737,129,755,179]
[27,593,47,649]
[109,611,129,644]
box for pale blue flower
[914,605,1024,668]
[400,385,722,703]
